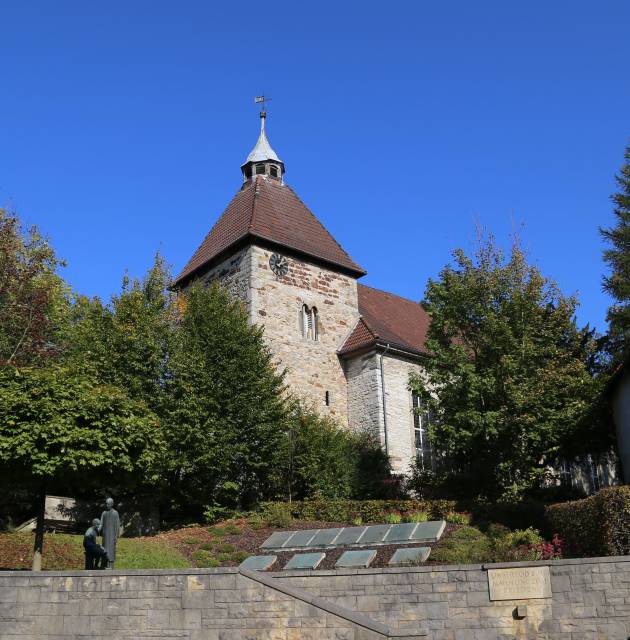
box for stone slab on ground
[239,555,277,571]
[260,530,295,549]
[388,547,431,566]
[409,520,446,542]
[284,552,326,570]
[335,549,377,568]
[385,523,418,542]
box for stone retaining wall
[1,556,629,639]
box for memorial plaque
[385,523,418,542]
[333,526,367,546]
[488,566,552,601]
[409,520,446,543]
[389,547,431,566]
[360,524,392,544]
[310,527,343,547]
[285,529,319,548]
[260,531,295,549]
[335,549,377,568]
[239,555,277,571]
[284,552,326,570]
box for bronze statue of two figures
[83,498,120,570]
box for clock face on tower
[269,253,289,277]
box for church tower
[174,111,365,423]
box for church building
[174,111,433,475]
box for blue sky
[1,2,628,333]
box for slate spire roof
[243,112,282,164]
[174,177,366,286]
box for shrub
[280,406,394,501]
[385,513,402,524]
[216,543,236,553]
[431,524,560,565]
[546,486,630,557]
[269,499,458,524]
[207,523,241,538]
[446,512,471,525]
[182,537,201,545]
[431,526,492,564]
[191,550,220,568]
[260,502,292,528]
[404,511,429,523]
[231,550,251,564]
[247,514,266,530]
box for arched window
[311,307,319,341]
[301,304,310,338]
[300,305,319,341]
[269,165,278,178]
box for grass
[0,532,191,571]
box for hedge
[546,486,630,558]
[260,499,457,524]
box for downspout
[379,343,391,456]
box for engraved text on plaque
[488,566,552,601]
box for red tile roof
[175,177,365,285]
[339,284,430,357]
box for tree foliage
[163,283,288,514]
[601,143,630,361]
[280,404,391,501]
[0,365,160,485]
[410,234,603,500]
[0,209,70,365]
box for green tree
[410,235,602,500]
[163,283,288,516]
[0,365,160,569]
[0,209,70,365]
[280,403,393,501]
[67,254,175,411]
[601,143,630,361]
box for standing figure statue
[99,497,120,569]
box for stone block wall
[381,354,423,475]
[344,351,384,440]
[344,351,425,475]
[3,557,629,639]
[200,246,253,313]
[249,245,359,423]
[280,557,630,639]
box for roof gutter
[379,343,391,456]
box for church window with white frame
[412,393,435,471]
[300,305,319,341]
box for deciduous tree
[0,365,160,569]
[410,234,602,500]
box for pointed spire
[241,106,285,183]
[245,112,282,164]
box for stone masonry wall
[3,557,630,639]
[344,351,425,475]
[200,246,253,313]
[382,354,424,475]
[249,245,360,423]
[344,352,384,441]
[280,557,630,639]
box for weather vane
[255,94,272,116]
